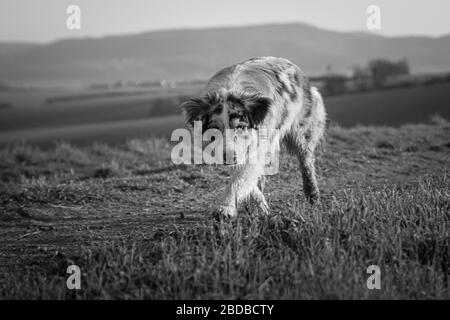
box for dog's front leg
[214,164,266,218]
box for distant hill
[0,42,37,57]
[1,23,449,87]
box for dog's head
[181,92,271,131]
[181,91,272,164]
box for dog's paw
[306,191,320,205]
[212,205,237,220]
[250,192,270,215]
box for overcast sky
[1,0,449,43]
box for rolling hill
[1,23,450,86]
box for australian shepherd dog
[181,57,326,218]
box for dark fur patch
[304,128,312,142]
[246,96,271,127]
[293,72,301,86]
[212,105,222,114]
[180,98,212,132]
[201,113,210,132]
[206,92,222,105]
[181,92,227,129]
[288,73,299,101]
[275,71,299,102]
[205,92,224,114]
[282,133,299,156]
[231,94,271,128]
[278,104,289,129]
[180,98,210,128]
[289,87,298,101]
[275,72,290,98]
[226,94,245,108]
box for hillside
[1,82,450,147]
[1,23,450,86]
[0,121,449,299]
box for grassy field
[0,117,449,299]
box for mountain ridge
[1,22,449,87]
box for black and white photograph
[0,0,449,303]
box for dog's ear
[243,96,272,128]
[180,97,210,128]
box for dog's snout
[223,151,237,165]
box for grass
[0,120,449,299]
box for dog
[181,57,326,218]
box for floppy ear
[180,97,210,127]
[244,96,272,128]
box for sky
[1,0,449,43]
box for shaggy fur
[181,56,326,218]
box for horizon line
[1,21,449,45]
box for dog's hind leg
[299,146,320,204]
[284,87,326,204]
[283,128,321,204]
